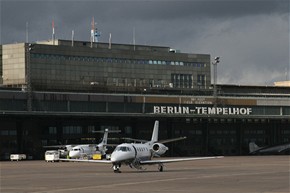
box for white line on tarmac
[27,170,285,193]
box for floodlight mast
[26,43,33,111]
[212,56,220,108]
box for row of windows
[209,130,237,135]
[136,147,149,152]
[209,138,237,145]
[48,126,120,135]
[171,74,207,88]
[188,130,203,135]
[115,146,149,152]
[0,130,17,136]
[31,53,207,68]
[244,130,265,135]
[28,125,290,136]
[171,74,194,88]
[63,126,82,134]
[32,75,207,89]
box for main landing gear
[158,163,164,172]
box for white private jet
[60,120,223,173]
[44,144,73,158]
[68,129,120,159]
[46,129,118,159]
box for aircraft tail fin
[94,129,120,145]
[101,129,109,145]
[249,142,260,153]
[150,120,159,142]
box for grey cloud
[0,0,289,85]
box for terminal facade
[0,40,289,160]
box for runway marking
[27,170,287,193]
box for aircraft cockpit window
[115,146,131,152]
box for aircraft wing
[140,156,223,165]
[59,158,112,163]
[157,136,187,144]
[278,144,290,152]
[122,138,148,143]
[43,145,76,149]
[123,136,187,144]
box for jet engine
[151,143,168,156]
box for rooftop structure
[274,81,290,87]
[1,40,211,93]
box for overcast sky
[1,0,289,86]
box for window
[197,74,206,89]
[49,127,57,134]
[0,130,17,135]
[88,126,95,133]
[115,146,131,152]
[63,126,82,134]
[171,73,193,88]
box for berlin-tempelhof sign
[153,106,252,115]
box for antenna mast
[91,17,94,47]
[52,20,55,45]
[133,27,136,51]
[72,30,74,47]
[26,22,29,43]
[90,17,101,48]
[109,33,112,49]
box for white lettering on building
[153,106,252,115]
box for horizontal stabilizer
[103,144,119,147]
[92,129,121,133]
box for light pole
[26,43,33,112]
[212,56,220,108]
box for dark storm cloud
[105,0,288,21]
[1,0,288,43]
[0,0,289,85]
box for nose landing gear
[113,164,121,173]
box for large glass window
[197,74,206,89]
[171,73,193,88]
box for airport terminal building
[0,40,289,160]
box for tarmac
[1,156,289,193]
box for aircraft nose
[110,156,117,162]
[110,151,134,163]
[110,152,120,162]
[69,150,79,158]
